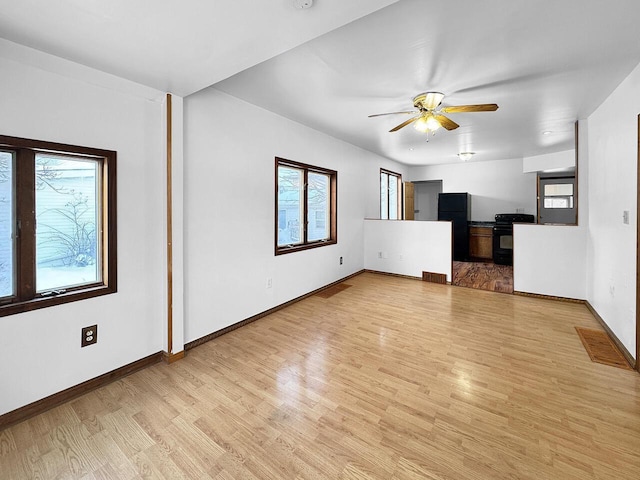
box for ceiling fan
[369,92,498,134]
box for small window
[380,169,402,220]
[275,157,336,254]
[543,183,574,209]
[0,135,117,317]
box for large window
[380,169,402,219]
[275,157,337,254]
[0,135,117,316]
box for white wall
[513,224,586,300]
[512,120,589,303]
[523,149,575,173]
[363,220,452,281]
[183,88,405,343]
[0,53,166,415]
[408,158,536,221]
[586,62,640,358]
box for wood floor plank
[87,429,139,480]
[2,272,640,479]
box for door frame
[537,174,577,225]
[636,114,640,370]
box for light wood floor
[2,272,639,479]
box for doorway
[412,180,442,221]
[412,181,514,293]
[538,174,577,225]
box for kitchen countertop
[469,221,496,227]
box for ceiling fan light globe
[413,116,429,132]
[425,115,441,131]
[414,114,441,133]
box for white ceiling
[215,0,640,165]
[2,0,640,166]
[0,0,398,96]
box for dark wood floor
[2,273,639,479]
[452,261,514,293]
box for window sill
[0,284,117,317]
[275,239,337,256]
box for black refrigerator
[438,193,470,261]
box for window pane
[278,209,286,230]
[0,151,14,298]
[380,173,388,219]
[277,166,303,246]
[308,172,329,242]
[35,154,101,291]
[388,176,398,220]
[544,183,573,196]
[544,197,571,209]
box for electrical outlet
[266,278,273,289]
[81,325,97,347]
[339,256,343,265]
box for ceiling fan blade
[434,114,459,131]
[440,104,499,113]
[389,116,421,132]
[368,111,416,118]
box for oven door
[493,225,514,265]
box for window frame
[380,168,402,220]
[275,157,337,255]
[0,135,117,317]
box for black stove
[493,213,535,265]
[494,213,536,225]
